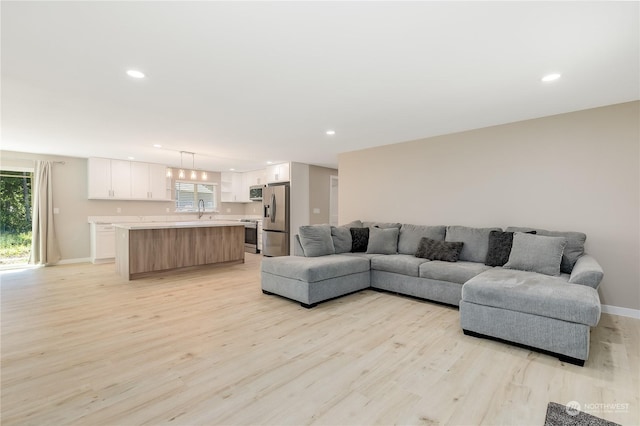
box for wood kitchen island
[114,221,245,280]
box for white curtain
[29,161,61,265]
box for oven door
[244,225,258,253]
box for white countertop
[113,221,246,230]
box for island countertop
[115,221,245,280]
[113,221,245,230]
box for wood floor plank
[1,255,638,425]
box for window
[175,181,218,212]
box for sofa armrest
[293,234,306,257]
[569,254,603,289]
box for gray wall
[338,101,639,311]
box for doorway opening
[0,170,33,267]
[329,175,339,226]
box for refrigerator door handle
[271,193,276,223]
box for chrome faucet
[198,199,205,219]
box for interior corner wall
[308,165,338,225]
[337,101,640,311]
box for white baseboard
[56,257,92,265]
[601,304,640,320]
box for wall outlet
[116,207,122,213]
[226,208,231,213]
[313,208,320,214]
[166,207,170,213]
[53,207,60,214]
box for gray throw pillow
[445,226,501,263]
[331,226,352,254]
[298,224,335,257]
[503,233,567,276]
[506,226,586,273]
[366,227,399,254]
[415,237,464,262]
[398,224,447,255]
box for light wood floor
[1,254,638,425]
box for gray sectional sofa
[260,221,604,366]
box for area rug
[545,402,621,426]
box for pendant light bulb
[178,151,185,179]
[166,168,173,178]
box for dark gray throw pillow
[485,230,536,267]
[415,237,464,262]
[350,227,369,253]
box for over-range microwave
[249,185,264,201]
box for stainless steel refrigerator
[262,183,290,257]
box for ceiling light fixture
[541,73,561,82]
[230,168,235,171]
[126,69,145,79]
[153,144,162,148]
[266,161,273,165]
[326,130,336,135]
[127,156,135,160]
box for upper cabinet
[266,162,290,183]
[221,172,250,203]
[245,169,266,187]
[88,157,170,201]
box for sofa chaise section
[460,268,601,365]
[261,255,370,308]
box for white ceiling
[2,1,638,172]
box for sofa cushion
[367,226,399,254]
[445,226,501,263]
[342,220,363,228]
[371,254,430,277]
[415,238,464,262]
[506,226,586,273]
[331,226,352,254]
[504,233,567,276]
[462,268,600,326]
[419,261,492,284]
[363,221,402,229]
[398,224,447,255]
[298,224,335,257]
[261,255,370,283]
[350,227,369,252]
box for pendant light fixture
[178,151,186,179]
[190,153,197,180]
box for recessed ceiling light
[127,156,135,160]
[326,130,336,136]
[266,161,273,165]
[230,168,235,171]
[541,73,561,82]
[153,144,162,148]
[126,69,145,79]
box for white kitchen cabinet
[131,162,170,200]
[245,169,266,186]
[266,162,290,183]
[88,157,170,201]
[90,223,116,263]
[88,158,131,199]
[221,172,248,202]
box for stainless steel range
[241,219,260,253]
